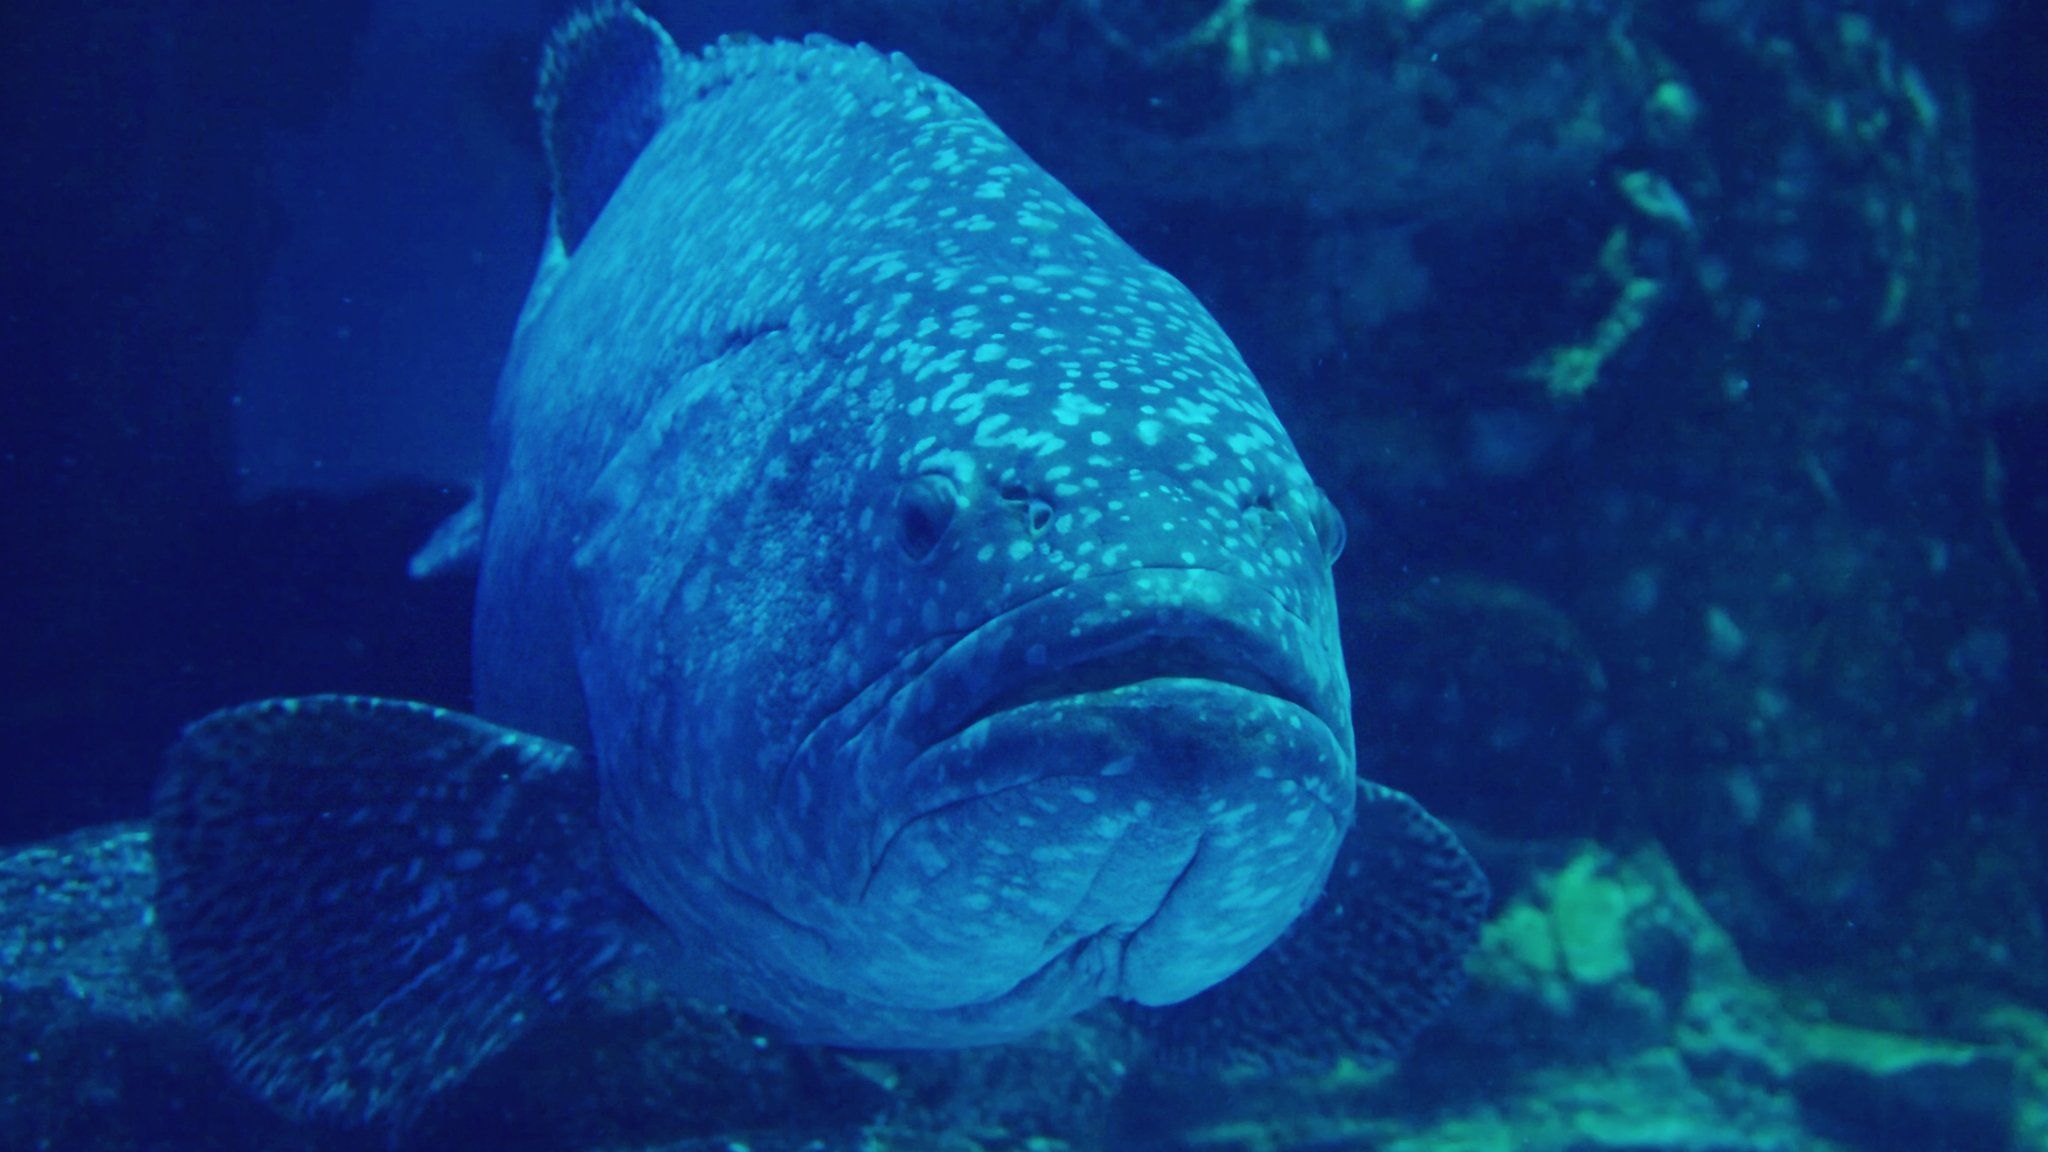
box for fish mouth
[932,632,1316,749]
[902,567,1345,757]
[762,567,1355,1017]
[775,566,1352,905]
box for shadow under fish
[150,0,1489,1132]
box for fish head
[766,267,1358,1030]
[556,63,1356,1035]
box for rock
[1791,1021,2018,1152]
[0,826,175,1020]
[0,826,272,1151]
[1547,852,1637,987]
[1121,839,2036,1152]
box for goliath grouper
[152,1,1488,1128]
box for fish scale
[149,1,1487,1130]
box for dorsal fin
[538,2,682,252]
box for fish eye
[1312,487,1346,566]
[898,474,960,561]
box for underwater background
[3,0,2045,1149]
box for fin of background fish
[150,696,632,1128]
[1132,783,1490,1069]
[538,0,684,253]
[407,487,484,579]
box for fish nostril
[1241,490,1280,543]
[999,483,1054,537]
[898,474,960,561]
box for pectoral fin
[1132,782,1489,1071]
[151,696,631,1128]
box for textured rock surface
[1127,838,2045,1152]
[4,825,2041,1151]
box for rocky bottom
[2,824,2040,1152]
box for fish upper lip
[934,634,1308,745]
[904,573,1337,753]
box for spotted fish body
[150,2,1486,1128]
[492,22,1361,1043]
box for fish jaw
[772,565,1355,1022]
[856,680,1352,1013]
